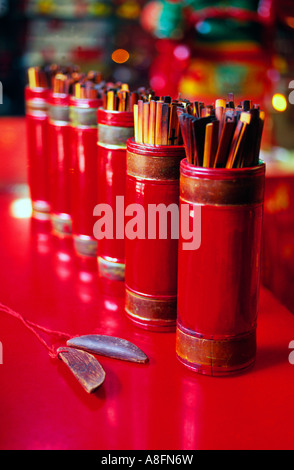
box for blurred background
[0,1,293,150]
[0,0,294,312]
[0,0,293,146]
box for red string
[0,302,72,359]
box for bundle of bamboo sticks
[27,66,265,167]
[27,64,82,90]
[132,96,196,146]
[67,69,105,99]
[101,84,154,112]
[27,66,51,89]
[178,94,265,169]
[27,65,105,99]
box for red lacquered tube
[48,92,72,235]
[25,86,50,219]
[125,138,185,331]
[70,96,102,257]
[176,159,266,376]
[97,109,134,280]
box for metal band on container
[25,100,48,117]
[69,107,97,128]
[180,172,265,206]
[48,105,70,125]
[98,256,125,281]
[176,326,256,373]
[125,288,177,324]
[31,200,51,220]
[32,200,50,213]
[73,235,97,257]
[51,213,72,235]
[127,151,182,181]
[98,124,134,149]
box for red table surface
[1,118,294,450]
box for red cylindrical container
[176,160,266,376]
[70,96,102,257]
[97,109,134,281]
[48,92,72,235]
[25,86,50,219]
[125,138,186,331]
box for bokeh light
[111,49,130,64]
[173,45,190,61]
[272,93,287,112]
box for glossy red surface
[49,121,72,217]
[125,176,179,297]
[25,86,49,102]
[178,204,263,335]
[97,108,134,127]
[178,164,264,339]
[1,188,294,450]
[125,140,185,303]
[70,97,101,109]
[0,118,27,183]
[71,126,98,238]
[96,109,133,265]
[97,144,126,264]
[26,110,50,209]
[1,119,294,450]
[48,93,70,108]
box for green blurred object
[195,18,262,43]
[185,0,259,12]
[157,1,184,39]
[154,0,262,41]
[217,64,248,95]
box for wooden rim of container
[127,151,183,180]
[73,235,97,257]
[98,256,125,282]
[125,287,177,327]
[176,325,256,376]
[49,105,70,124]
[25,86,49,101]
[51,213,72,236]
[32,200,50,214]
[180,159,265,206]
[25,100,48,117]
[127,137,186,157]
[69,97,102,109]
[48,92,70,107]
[98,124,134,149]
[69,106,98,127]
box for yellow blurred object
[272,93,287,112]
[37,0,55,15]
[89,2,112,16]
[116,0,141,19]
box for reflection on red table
[1,118,294,450]
[0,188,294,450]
